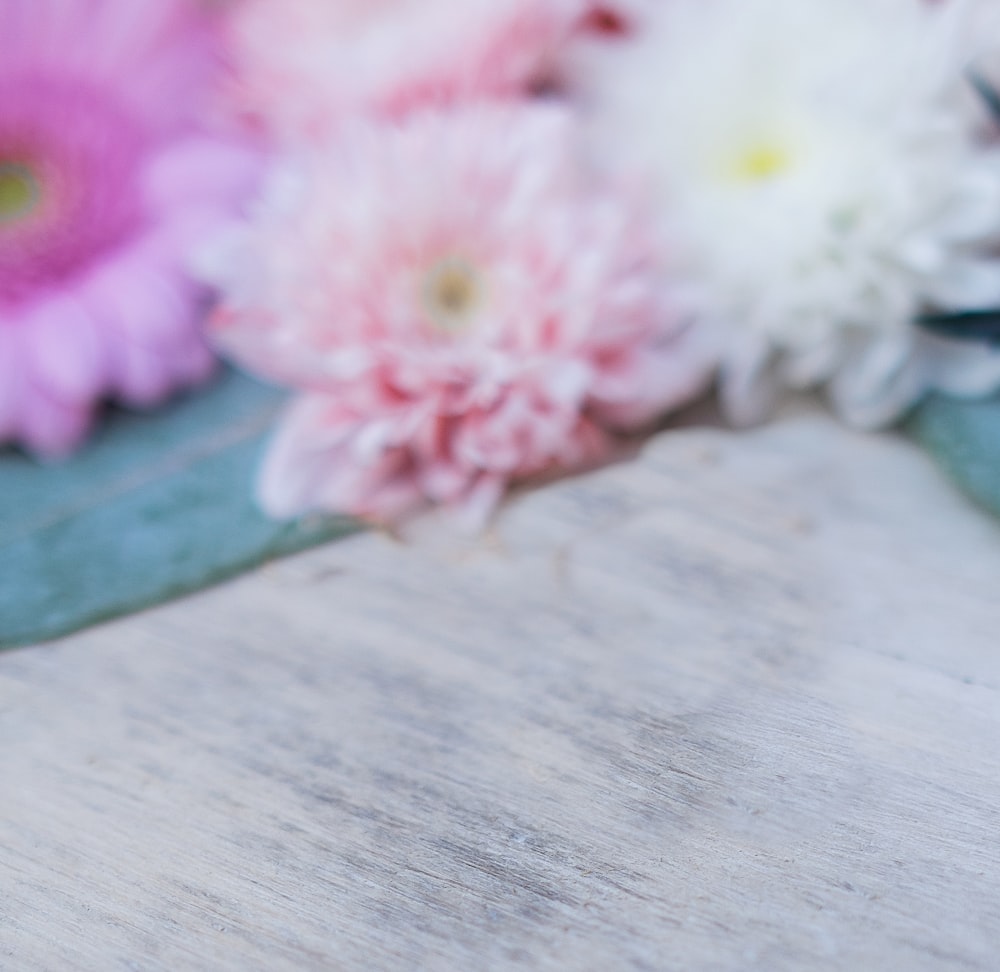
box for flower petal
[719,333,781,427]
[21,297,108,405]
[143,136,263,214]
[925,257,1000,309]
[18,380,94,458]
[917,331,1000,399]
[0,325,25,439]
[828,332,922,428]
[257,395,359,518]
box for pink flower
[204,105,710,526]
[224,0,586,140]
[0,0,258,457]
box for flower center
[423,257,483,332]
[0,162,39,223]
[732,143,792,182]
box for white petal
[925,257,1000,308]
[256,396,355,518]
[916,331,1000,398]
[719,335,781,427]
[827,333,923,428]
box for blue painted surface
[0,370,355,648]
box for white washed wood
[2,410,1000,971]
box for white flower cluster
[584,0,1000,426]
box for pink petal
[0,325,24,439]
[112,340,181,406]
[18,380,94,458]
[143,136,263,213]
[21,297,108,404]
[168,334,218,388]
[83,252,195,350]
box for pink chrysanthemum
[203,105,710,525]
[0,0,257,456]
[224,0,586,140]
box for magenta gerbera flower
[0,0,258,456]
[202,105,711,526]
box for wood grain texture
[2,409,1000,971]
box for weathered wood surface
[3,409,1000,971]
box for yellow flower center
[735,144,791,181]
[0,162,39,223]
[423,257,483,332]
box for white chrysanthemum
[586,0,1000,426]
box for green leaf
[908,393,1000,521]
[0,370,357,649]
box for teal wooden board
[908,393,1000,521]
[0,370,357,649]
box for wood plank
[2,409,999,970]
